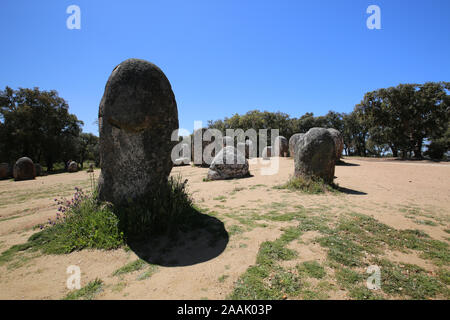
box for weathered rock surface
[13,157,36,181]
[262,146,272,160]
[327,128,344,161]
[274,136,289,157]
[289,133,305,157]
[0,163,12,180]
[98,58,179,205]
[294,128,336,184]
[207,146,249,181]
[223,136,234,147]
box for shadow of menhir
[127,211,229,267]
[335,186,367,195]
[335,160,360,166]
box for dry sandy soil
[0,157,449,300]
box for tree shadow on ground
[126,211,229,267]
[334,185,367,195]
[336,160,360,166]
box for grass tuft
[63,279,103,300]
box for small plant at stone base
[275,175,338,194]
[115,174,198,239]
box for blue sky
[1,0,449,134]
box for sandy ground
[0,157,449,300]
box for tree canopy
[0,87,98,171]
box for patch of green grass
[335,267,363,288]
[318,235,365,267]
[113,259,148,276]
[436,268,450,285]
[373,258,445,299]
[330,213,449,266]
[297,261,326,279]
[228,225,305,300]
[63,279,103,300]
[213,196,227,201]
[256,241,297,267]
[218,274,229,283]
[275,176,338,194]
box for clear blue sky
[1,0,449,135]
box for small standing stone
[0,163,12,180]
[68,161,78,173]
[262,146,272,160]
[13,157,36,181]
[294,128,336,184]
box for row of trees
[208,82,450,159]
[0,87,99,171]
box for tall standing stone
[294,128,336,184]
[98,59,179,205]
[13,157,36,181]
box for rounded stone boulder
[262,146,272,160]
[0,163,12,180]
[274,136,289,157]
[327,128,344,161]
[289,133,305,157]
[207,146,249,181]
[13,157,36,181]
[294,128,336,184]
[98,58,179,205]
[68,161,78,172]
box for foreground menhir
[97,58,179,205]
